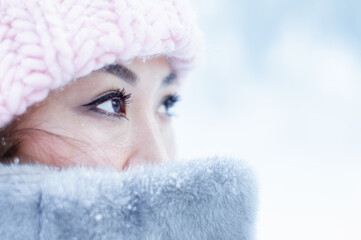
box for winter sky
[174,0,361,239]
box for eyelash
[159,95,180,117]
[83,89,131,119]
[83,89,180,119]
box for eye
[83,89,131,118]
[97,98,123,114]
[158,95,180,117]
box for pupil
[164,100,169,109]
[165,99,172,108]
[112,99,121,113]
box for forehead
[123,57,174,82]
[29,57,179,115]
[59,56,177,96]
[100,57,178,88]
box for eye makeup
[83,89,132,119]
[82,88,180,120]
[158,94,180,117]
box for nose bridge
[126,114,167,168]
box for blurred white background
[174,0,361,239]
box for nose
[124,117,168,169]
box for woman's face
[15,57,179,169]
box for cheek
[16,106,133,168]
[17,131,131,169]
[161,122,176,158]
[18,133,85,167]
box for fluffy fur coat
[0,157,256,240]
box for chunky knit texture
[0,0,203,128]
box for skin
[15,56,179,169]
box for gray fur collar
[0,157,256,240]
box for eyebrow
[161,72,177,87]
[101,64,138,86]
[100,63,178,87]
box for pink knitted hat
[0,0,203,128]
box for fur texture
[0,157,256,240]
[0,0,203,128]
